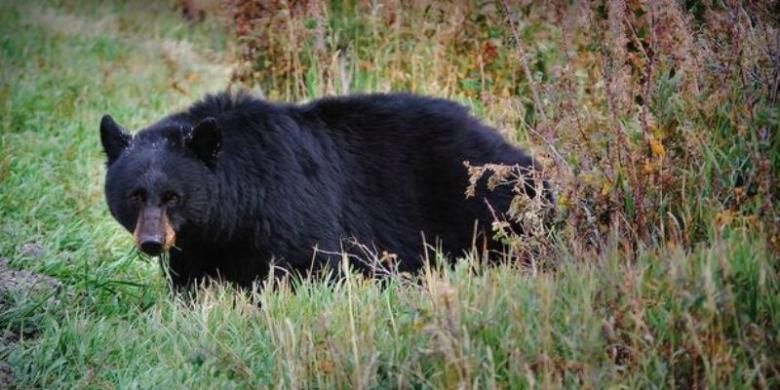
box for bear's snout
[133,206,176,257]
[140,239,163,256]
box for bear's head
[100,115,221,256]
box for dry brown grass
[226,0,779,263]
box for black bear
[100,91,548,289]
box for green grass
[1,0,778,388]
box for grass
[4,237,777,388]
[1,0,778,388]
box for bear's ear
[100,114,132,165]
[187,117,221,167]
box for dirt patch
[0,258,62,390]
[18,242,44,259]
[0,361,12,390]
[0,258,61,297]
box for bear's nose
[139,240,163,256]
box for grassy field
[1,0,778,388]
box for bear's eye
[128,189,146,204]
[163,192,180,207]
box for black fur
[101,91,548,289]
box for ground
[0,256,61,389]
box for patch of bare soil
[0,361,12,390]
[0,257,63,390]
[0,258,61,297]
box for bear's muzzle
[133,206,176,256]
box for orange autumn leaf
[649,137,666,157]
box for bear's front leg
[163,246,213,293]
[209,251,272,291]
